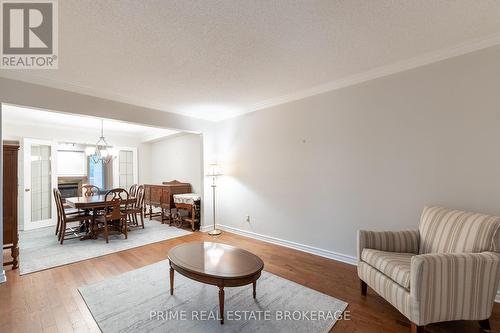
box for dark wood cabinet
[144,180,191,224]
[3,141,19,269]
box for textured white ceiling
[2,1,500,121]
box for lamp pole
[208,168,222,236]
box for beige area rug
[19,220,191,274]
[78,259,348,333]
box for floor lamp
[207,164,223,236]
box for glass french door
[23,138,57,230]
[112,147,138,190]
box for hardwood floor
[1,226,499,333]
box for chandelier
[85,120,118,164]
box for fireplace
[58,183,79,200]
[58,177,86,200]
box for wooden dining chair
[128,185,145,229]
[54,189,91,244]
[54,188,62,237]
[54,188,87,237]
[79,184,100,219]
[81,184,100,197]
[96,188,130,243]
[129,184,138,197]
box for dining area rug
[19,220,191,274]
[78,260,348,333]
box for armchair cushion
[361,249,412,289]
[358,230,419,259]
[358,206,500,328]
[419,206,500,254]
[410,251,500,325]
[358,262,412,320]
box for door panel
[23,138,57,230]
[112,147,138,190]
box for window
[119,150,134,189]
[88,157,105,189]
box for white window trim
[112,146,138,190]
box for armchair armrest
[410,252,500,325]
[357,229,419,259]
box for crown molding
[2,32,500,122]
[241,32,500,117]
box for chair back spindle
[82,184,100,197]
[134,185,145,209]
[53,188,65,220]
[129,184,138,197]
[105,188,130,219]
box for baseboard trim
[0,270,6,284]
[203,224,500,303]
[199,225,213,232]
[213,224,358,266]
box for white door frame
[23,138,57,230]
[112,146,138,189]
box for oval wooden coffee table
[168,241,264,324]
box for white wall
[150,134,203,194]
[212,45,500,260]
[138,142,152,184]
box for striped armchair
[358,206,500,333]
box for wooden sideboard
[144,180,191,224]
[3,141,19,269]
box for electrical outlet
[245,215,250,223]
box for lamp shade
[207,163,223,176]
